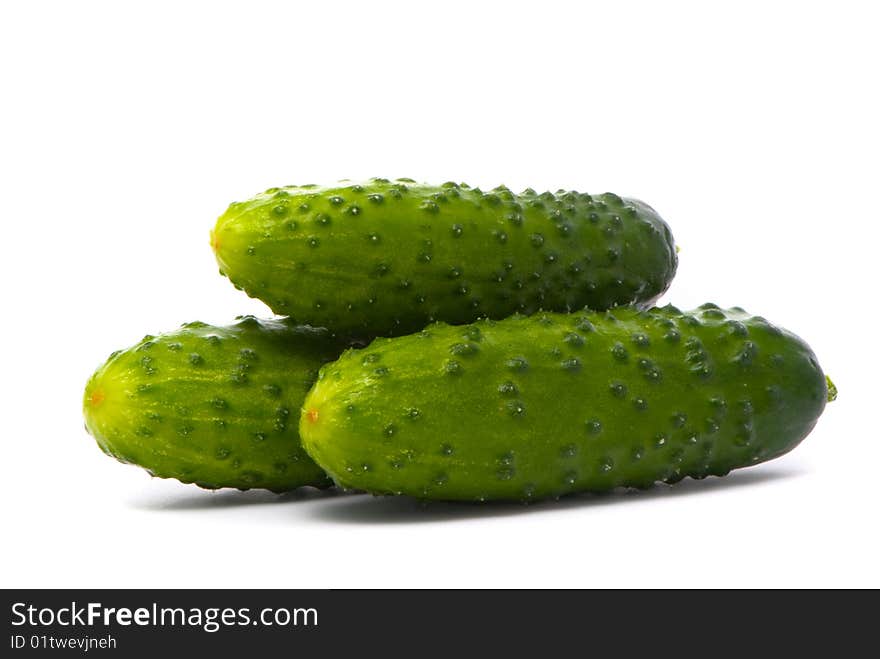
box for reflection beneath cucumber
[305,466,801,524]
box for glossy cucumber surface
[301,305,830,501]
[212,179,677,338]
[83,317,347,491]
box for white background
[1,1,876,588]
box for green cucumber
[300,305,831,501]
[212,179,677,338]
[83,317,349,491]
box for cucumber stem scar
[89,389,105,407]
[826,376,838,402]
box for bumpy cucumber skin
[83,317,347,491]
[212,179,677,338]
[300,305,828,501]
